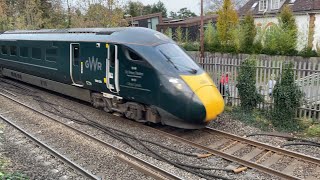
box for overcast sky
[122,0,201,15]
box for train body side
[0,39,160,106]
[0,28,225,129]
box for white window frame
[259,0,268,11]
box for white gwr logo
[85,56,102,71]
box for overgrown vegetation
[225,59,315,134]
[237,58,263,110]
[272,62,303,130]
[181,1,319,57]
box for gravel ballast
[1,80,319,179]
[0,96,154,180]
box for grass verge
[228,106,320,137]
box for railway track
[0,114,99,180]
[0,91,182,180]
[152,126,320,180]
[1,78,320,179]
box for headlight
[169,77,184,90]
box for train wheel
[103,98,113,113]
[124,102,146,123]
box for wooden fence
[191,53,320,121]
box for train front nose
[181,73,225,123]
[192,85,225,122]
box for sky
[122,0,201,15]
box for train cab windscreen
[157,43,200,74]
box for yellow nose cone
[196,85,225,121]
[181,73,225,122]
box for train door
[106,44,120,93]
[70,43,83,87]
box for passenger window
[10,46,17,56]
[46,48,58,62]
[1,45,7,55]
[32,48,42,60]
[20,47,29,57]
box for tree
[204,0,247,13]
[143,5,152,15]
[216,0,239,47]
[151,1,167,17]
[164,27,172,39]
[175,26,183,43]
[169,11,178,18]
[278,5,297,54]
[24,0,44,29]
[83,0,125,28]
[0,0,8,30]
[204,21,220,51]
[176,8,197,19]
[125,1,144,17]
[240,12,256,53]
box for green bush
[298,47,318,57]
[181,42,200,51]
[272,62,303,130]
[237,58,263,110]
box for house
[125,13,163,30]
[156,15,218,41]
[239,0,320,50]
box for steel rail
[0,92,182,180]
[150,127,302,180]
[0,114,99,180]
[205,127,320,166]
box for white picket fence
[194,55,320,121]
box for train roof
[0,27,174,46]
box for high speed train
[0,27,224,129]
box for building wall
[151,17,159,30]
[254,15,310,51]
[132,17,160,30]
[313,14,320,49]
[295,15,309,50]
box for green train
[0,28,224,129]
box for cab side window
[123,47,144,62]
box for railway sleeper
[91,92,160,124]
